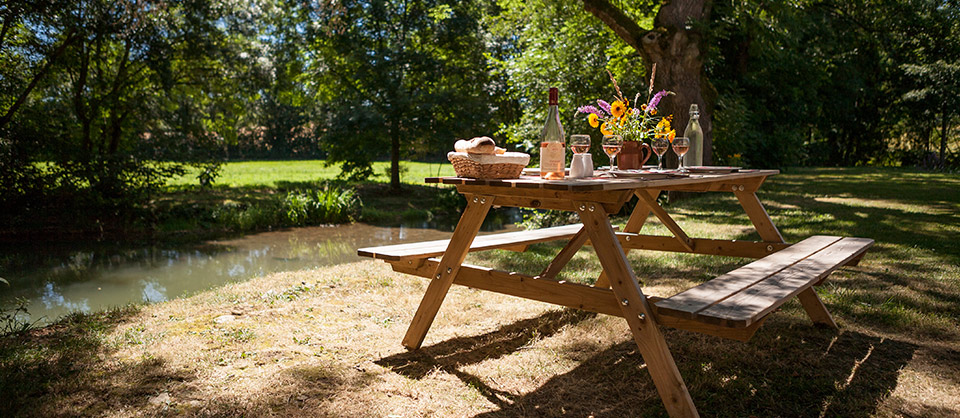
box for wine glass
[652,136,670,171]
[672,136,690,173]
[602,135,623,171]
[570,134,591,154]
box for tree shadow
[370,308,918,417]
[467,318,918,417]
[376,309,597,408]
[0,307,198,417]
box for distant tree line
[1,0,958,232]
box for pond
[0,214,520,324]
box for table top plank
[426,170,779,192]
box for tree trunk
[582,0,714,167]
[390,125,401,191]
[940,105,949,170]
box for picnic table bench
[357,169,873,417]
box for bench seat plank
[654,236,841,319]
[357,223,584,261]
[698,237,873,327]
[656,236,873,328]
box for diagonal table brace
[635,189,695,252]
[401,194,494,349]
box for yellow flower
[600,122,613,135]
[611,100,626,118]
[588,113,599,128]
[650,108,658,115]
[668,130,676,142]
[657,118,671,132]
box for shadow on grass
[0,307,197,417]
[379,310,918,417]
[376,309,597,408]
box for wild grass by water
[1,167,957,416]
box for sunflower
[588,113,600,128]
[610,100,627,118]
[600,122,613,135]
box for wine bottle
[683,104,703,167]
[539,87,565,180]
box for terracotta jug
[618,141,652,170]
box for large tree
[309,0,505,190]
[581,0,714,165]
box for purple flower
[647,90,669,111]
[597,99,611,115]
[577,105,601,115]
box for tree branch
[580,0,649,53]
[0,29,79,129]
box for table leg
[401,194,493,349]
[595,189,659,289]
[577,201,699,418]
[734,188,784,243]
[797,288,839,329]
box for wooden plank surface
[654,236,842,320]
[357,223,583,261]
[425,170,779,192]
[698,237,874,327]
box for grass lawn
[167,160,456,188]
[1,167,958,416]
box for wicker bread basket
[447,152,530,179]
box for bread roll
[454,139,471,153]
[495,147,506,155]
[466,136,496,154]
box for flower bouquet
[577,66,675,169]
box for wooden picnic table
[358,169,873,417]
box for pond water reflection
[1,216,519,324]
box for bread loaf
[467,136,496,154]
[455,136,497,155]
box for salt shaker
[570,153,594,178]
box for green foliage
[485,0,651,153]
[707,0,960,168]
[209,183,362,232]
[307,0,511,186]
[0,298,36,337]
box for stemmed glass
[601,135,623,171]
[672,136,690,173]
[570,134,591,154]
[652,136,670,171]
